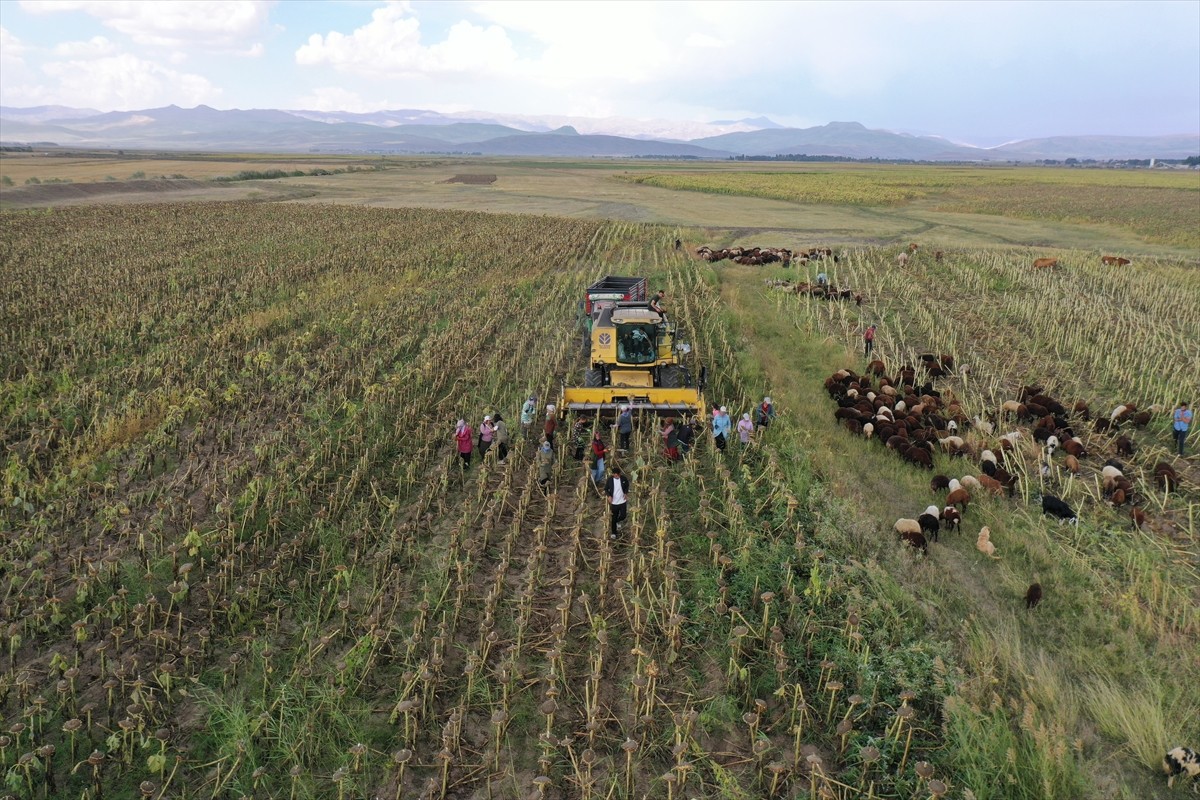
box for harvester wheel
[584,369,605,388]
[658,365,683,388]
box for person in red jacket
[454,419,474,468]
[863,324,877,358]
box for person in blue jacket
[712,405,731,451]
[1174,401,1192,456]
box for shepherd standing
[863,324,877,358]
[1174,401,1192,456]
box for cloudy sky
[1,0,1197,146]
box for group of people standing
[702,397,776,456]
[454,392,779,539]
[453,413,510,468]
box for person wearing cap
[493,413,509,465]
[521,395,537,439]
[604,465,630,539]
[737,412,754,446]
[757,397,776,431]
[1173,401,1192,456]
[712,406,731,451]
[454,419,474,469]
[479,415,495,458]
[617,404,633,451]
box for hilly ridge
[2,104,1197,161]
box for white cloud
[53,36,118,58]
[1,26,30,66]
[293,87,390,113]
[296,3,518,77]
[39,53,220,109]
[20,0,271,52]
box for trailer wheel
[658,365,683,389]
[584,369,604,388]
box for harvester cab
[560,276,706,419]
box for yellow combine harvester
[560,276,707,418]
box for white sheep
[948,478,962,493]
[863,422,875,440]
[960,475,982,491]
[894,518,922,535]
[981,449,998,466]
[1101,465,1124,480]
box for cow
[1032,258,1059,269]
[1101,255,1119,265]
[1115,257,1130,266]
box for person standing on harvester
[605,466,630,539]
[1174,401,1193,456]
[863,324,876,358]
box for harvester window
[617,324,657,364]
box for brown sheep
[1130,507,1147,529]
[946,487,971,512]
[1024,582,1042,609]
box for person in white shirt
[604,466,629,539]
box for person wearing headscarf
[590,429,608,483]
[493,413,509,464]
[662,418,680,462]
[616,404,633,450]
[479,415,495,457]
[521,395,537,439]
[455,419,474,468]
[737,412,754,445]
[712,406,731,451]
[543,404,557,446]
[536,439,556,487]
[756,397,775,431]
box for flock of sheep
[825,367,1185,562]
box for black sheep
[918,508,941,543]
[1024,583,1042,609]
[1041,495,1077,523]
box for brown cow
[1033,258,1059,269]
[1115,257,1130,266]
[908,243,919,252]
[1101,255,1119,265]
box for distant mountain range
[2,105,1197,162]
